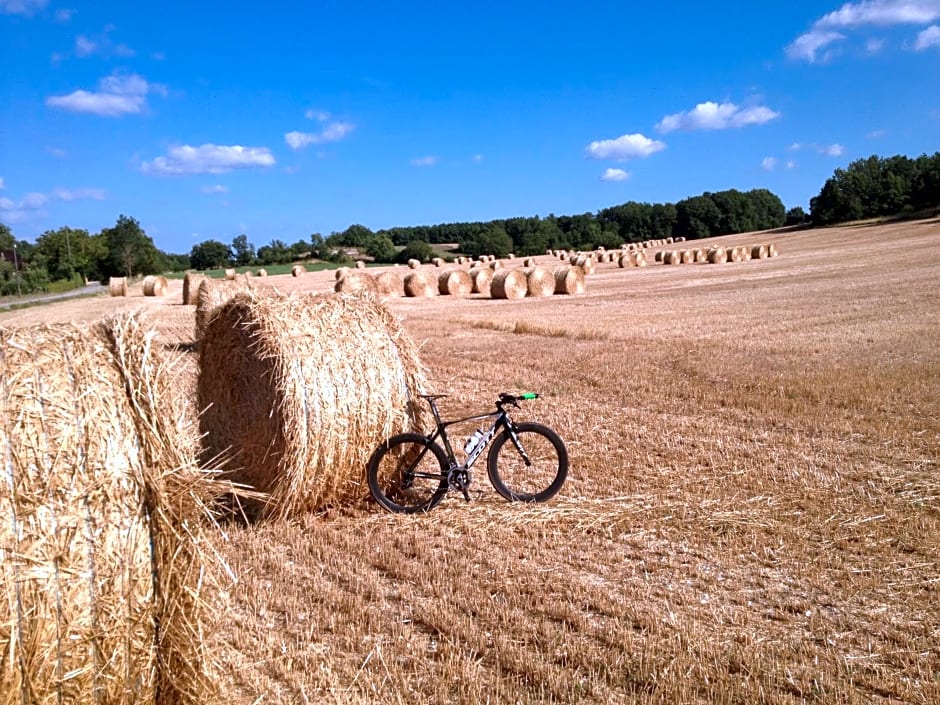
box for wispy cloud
[0,185,103,222]
[46,71,166,116]
[787,0,940,62]
[761,157,778,171]
[54,7,73,22]
[789,141,846,156]
[600,168,630,182]
[585,133,665,161]
[200,184,229,194]
[0,0,48,15]
[655,101,779,133]
[46,146,67,158]
[304,108,331,121]
[914,24,940,48]
[867,129,887,138]
[786,160,797,169]
[141,144,276,175]
[410,156,439,167]
[51,187,105,201]
[285,122,354,150]
[0,177,4,190]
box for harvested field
[1,219,938,703]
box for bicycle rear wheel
[487,422,568,502]
[367,433,449,513]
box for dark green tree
[674,196,722,239]
[190,240,233,270]
[101,215,163,277]
[395,240,434,264]
[0,223,14,252]
[365,233,397,262]
[231,234,255,266]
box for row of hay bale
[108,275,170,297]
[657,243,779,265]
[333,264,587,298]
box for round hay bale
[767,243,779,257]
[681,249,695,264]
[694,248,707,263]
[522,266,555,297]
[142,274,169,297]
[468,266,494,295]
[403,270,439,297]
[244,270,254,278]
[291,264,305,277]
[664,251,681,265]
[0,315,222,705]
[490,269,527,299]
[375,271,405,298]
[407,258,421,269]
[334,271,378,296]
[355,260,366,269]
[489,259,502,270]
[574,255,596,274]
[195,277,247,341]
[335,266,350,280]
[707,246,727,264]
[635,251,648,268]
[675,236,686,243]
[730,246,745,263]
[654,251,665,263]
[553,265,586,295]
[507,253,515,260]
[618,253,630,268]
[438,269,473,296]
[431,257,444,267]
[523,257,536,267]
[197,290,430,518]
[183,272,208,304]
[108,276,127,297]
[257,268,268,277]
[224,268,236,281]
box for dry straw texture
[468,266,494,295]
[334,272,378,296]
[182,272,208,305]
[335,267,350,280]
[403,270,439,297]
[553,264,586,295]
[291,264,305,277]
[195,277,247,341]
[108,276,127,297]
[490,269,528,299]
[768,242,779,257]
[522,266,555,297]
[707,247,727,264]
[142,275,168,297]
[0,314,223,705]
[681,249,695,264]
[375,271,405,298]
[224,268,236,281]
[197,291,430,518]
[574,255,595,274]
[257,268,268,277]
[438,269,473,296]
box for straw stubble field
[3,218,939,703]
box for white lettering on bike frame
[464,424,498,467]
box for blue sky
[1,0,938,254]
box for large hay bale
[468,266,494,295]
[438,269,473,296]
[375,271,405,297]
[142,274,168,297]
[523,257,536,267]
[335,266,350,280]
[355,260,366,269]
[108,276,127,296]
[197,291,430,517]
[553,265,586,295]
[334,271,378,295]
[664,250,682,265]
[489,259,502,270]
[522,266,555,297]
[257,268,268,277]
[681,249,695,264]
[654,251,665,263]
[407,258,421,269]
[224,268,236,281]
[183,272,208,304]
[432,257,444,267]
[403,270,439,297]
[634,251,648,267]
[574,255,596,274]
[490,269,527,299]
[195,277,246,341]
[291,264,305,277]
[694,248,707,263]
[707,247,727,264]
[767,243,779,257]
[0,315,221,705]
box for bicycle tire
[487,422,568,502]
[367,433,449,513]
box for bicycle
[366,392,569,513]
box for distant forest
[2,152,938,295]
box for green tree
[0,223,14,252]
[785,206,808,225]
[34,227,101,281]
[190,240,233,270]
[256,239,291,265]
[475,225,514,258]
[100,215,163,278]
[231,234,255,266]
[675,196,722,239]
[365,233,397,262]
[395,240,434,264]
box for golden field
[3,217,938,704]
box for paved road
[0,282,105,310]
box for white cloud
[285,121,355,150]
[75,35,96,57]
[0,197,13,209]
[200,184,229,194]
[789,142,803,151]
[585,133,665,161]
[410,156,439,166]
[788,1,940,61]
[46,146,67,157]
[914,24,940,48]
[141,144,276,175]
[0,177,4,189]
[822,143,845,156]
[54,8,74,22]
[761,157,778,171]
[0,0,47,15]
[304,108,331,121]
[786,160,797,169]
[600,168,630,182]
[51,187,105,201]
[866,37,886,52]
[656,101,779,133]
[867,129,886,137]
[21,192,48,209]
[46,71,165,116]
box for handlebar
[497,392,539,408]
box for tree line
[2,152,937,296]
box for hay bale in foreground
[334,271,378,296]
[195,277,247,341]
[490,269,527,299]
[183,272,209,304]
[522,266,555,297]
[143,274,168,297]
[469,266,494,295]
[109,276,127,296]
[375,271,405,297]
[0,315,221,705]
[554,265,586,295]
[197,291,430,517]
[438,269,473,296]
[403,270,439,297]
[291,264,305,277]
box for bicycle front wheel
[367,433,449,513]
[487,422,568,502]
